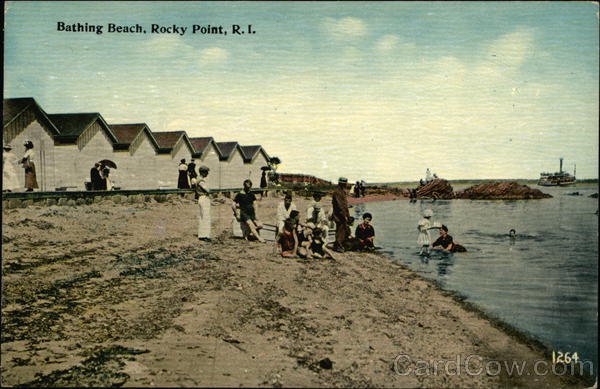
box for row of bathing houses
[3,97,273,191]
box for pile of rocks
[455,182,552,200]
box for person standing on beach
[232,179,265,243]
[177,159,189,189]
[260,170,268,198]
[3,144,19,192]
[188,159,198,187]
[20,141,38,192]
[90,163,103,190]
[102,166,113,190]
[195,165,211,241]
[332,177,350,252]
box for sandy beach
[1,193,589,387]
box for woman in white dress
[417,209,435,256]
[2,144,20,192]
[195,166,212,241]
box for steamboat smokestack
[559,157,563,173]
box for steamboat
[538,158,576,186]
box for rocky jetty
[415,179,454,199]
[455,182,552,200]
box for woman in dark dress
[431,225,467,253]
[260,170,268,198]
[177,159,189,189]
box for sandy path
[1,194,590,387]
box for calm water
[352,184,598,374]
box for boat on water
[538,158,576,186]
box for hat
[423,209,433,218]
[180,158,186,163]
[24,141,34,148]
[338,177,348,183]
[199,165,210,172]
[3,143,12,150]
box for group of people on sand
[273,187,376,259]
[417,208,466,256]
[193,177,376,260]
[178,159,203,189]
[2,141,39,192]
[352,180,366,198]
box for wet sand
[1,194,589,387]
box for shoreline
[348,193,407,205]
[1,195,592,387]
[349,193,595,385]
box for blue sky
[4,1,599,181]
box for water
[352,184,598,375]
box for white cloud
[199,47,229,64]
[375,34,416,52]
[376,34,398,51]
[482,28,535,68]
[321,17,367,40]
[140,34,193,57]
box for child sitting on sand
[355,212,375,251]
[277,211,300,257]
[309,227,337,260]
[342,217,363,251]
[296,222,315,259]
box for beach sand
[1,194,588,387]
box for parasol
[99,159,117,169]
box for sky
[4,1,599,182]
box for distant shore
[377,178,599,188]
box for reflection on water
[361,185,598,375]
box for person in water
[431,225,467,253]
[509,229,516,238]
[417,209,436,255]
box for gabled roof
[153,131,185,149]
[109,123,160,151]
[110,123,147,144]
[152,130,194,155]
[215,141,240,161]
[239,145,261,161]
[189,136,219,158]
[240,145,271,164]
[3,97,60,136]
[48,113,118,144]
